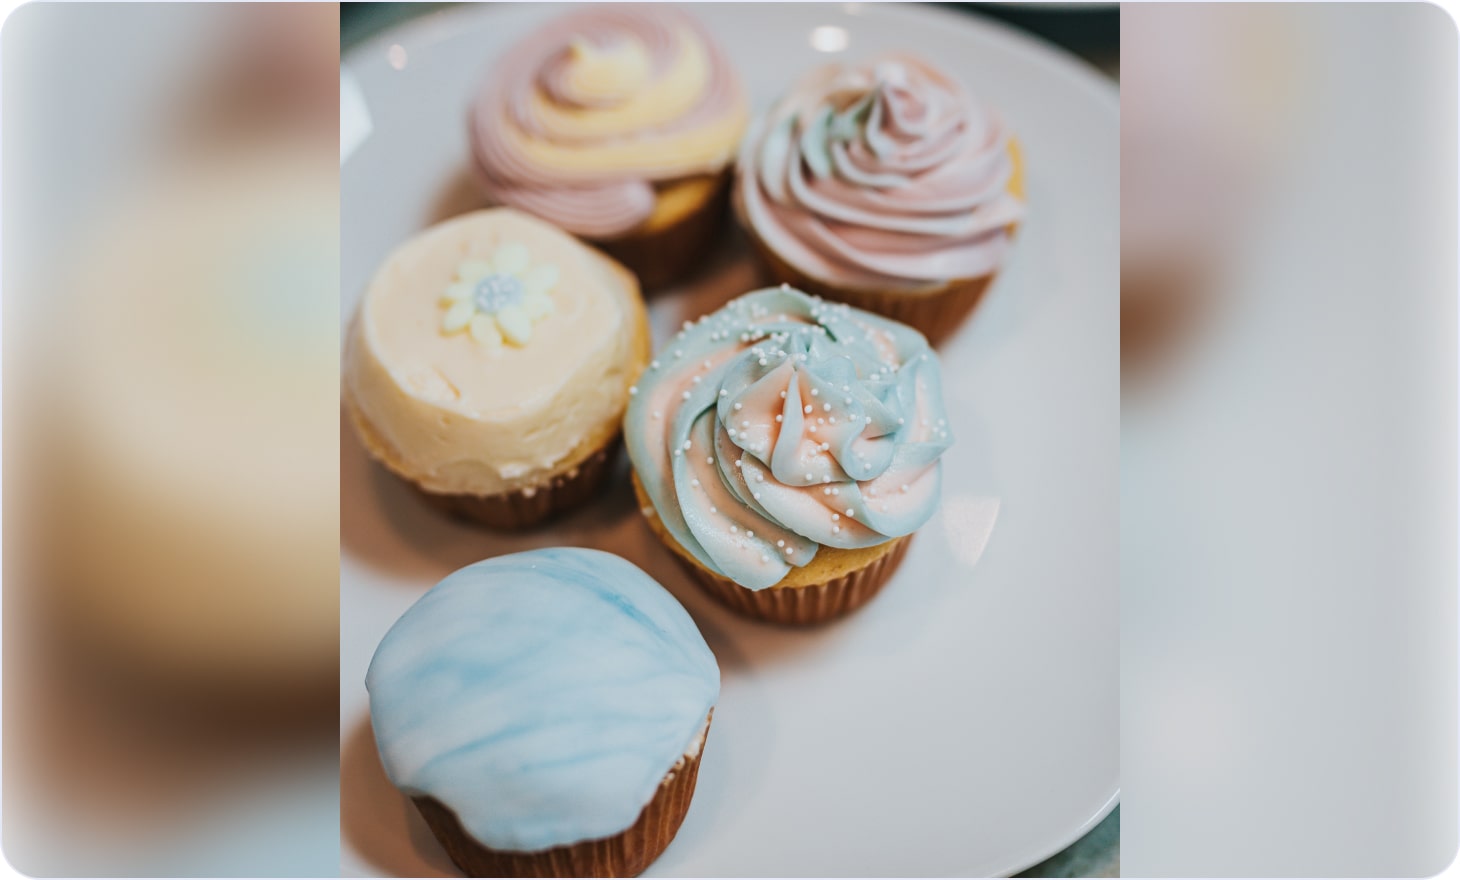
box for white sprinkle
[761,555,769,563]
[821,442,830,451]
[833,525,841,534]
[682,440,692,451]
[823,403,832,412]
[675,349,684,358]
[692,375,702,384]
[706,456,714,465]
[832,513,840,521]
[846,509,855,518]
[691,479,700,487]
[629,386,639,396]
[830,417,837,425]
[897,418,905,425]
[809,424,817,433]
[653,411,663,420]
[735,459,743,467]
[804,472,813,481]
[804,405,813,414]
[650,360,660,369]
[746,530,754,538]
[734,402,743,411]
[755,473,764,483]
[775,414,783,423]
[785,547,794,556]
[822,474,832,483]
[865,416,873,424]
[823,488,831,496]
[777,539,785,547]
[811,389,820,397]
[754,492,762,500]
[682,391,691,400]
[704,360,712,369]
[720,389,728,397]
[832,488,840,496]
[674,449,683,457]
[710,506,717,513]
[901,484,910,493]
[759,358,768,367]
[779,390,787,399]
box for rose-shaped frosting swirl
[626,287,952,590]
[737,55,1024,288]
[471,6,747,239]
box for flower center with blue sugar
[473,273,525,315]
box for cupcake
[624,286,952,625]
[470,6,748,290]
[367,548,719,878]
[735,55,1025,344]
[343,208,649,529]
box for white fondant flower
[440,242,558,347]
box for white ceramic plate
[339,4,1118,876]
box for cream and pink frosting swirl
[737,55,1024,288]
[471,6,747,239]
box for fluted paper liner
[415,438,620,530]
[412,714,710,878]
[745,232,995,347]
[596,171,731,291]
[676,533,911,626]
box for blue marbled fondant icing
[366,548,719,853]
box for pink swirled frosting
[470,6,747,239]
[737,55,1024,288]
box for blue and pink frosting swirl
[625,287,952,590]
[736,54,1024,288]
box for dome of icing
[367,548,719,852]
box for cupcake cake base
[596,172,732,291]
[746,234,996,347]
[634,474,910,625]
[412,715,709,878]
[414,440,621,530]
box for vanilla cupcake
[470,6,748,290]
[368,548,719,877]
[343,208,649,528]
[625,286,952,625]
[735,55,1025,344]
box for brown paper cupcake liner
[415,437,621,530]
[675,534,912,626]
[596,172,731,291]
[746,231,996,346]
[412,714,710,878]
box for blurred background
[1121,4,1457,876]
[4,3,340,875]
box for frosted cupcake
[343,208,649,528]
[735,55,1024,344]
[368,548,719,877]
[625,286,952,625]
[470,6,748,289]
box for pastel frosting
[343,209,647,496]
[737,54,1024,288]
[625,287,952,590]
[367,548,719,853]
[471,5,748,239]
